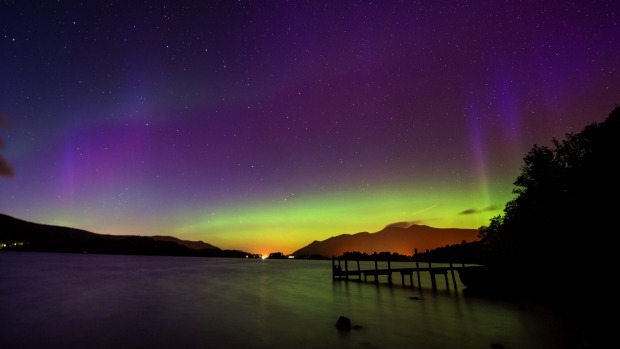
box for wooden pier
[331,253,470,292]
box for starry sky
[1,1,618,255]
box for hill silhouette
[1,212,480,259]
[0,213,250,257]
[151,235,218,250]
[291,224,479,258]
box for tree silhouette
[478,105,620,266]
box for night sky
[1,1,618,255]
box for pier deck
[332,257,470,291]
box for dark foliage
[477,106,620,266]
[416,106,619,270]
[338,251,412,261]
[413,241,488,264]
[268,252,288,259]
[422,109,620,348]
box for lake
[0,252,579,348]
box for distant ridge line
[291,224,479,257]
[0,213,259,257]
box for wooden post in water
[332,257,342,280]
[427,250,438,291]
[387,259,392,286]
[373,257,379,284]
[449,261,458,291]
[401,270,413,288]
[344,259,349,280]
[414,248,421,288]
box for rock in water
[336,316,352,331]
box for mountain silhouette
[2,213,479,258]
[151,235,218,250]
[291,224,479,258]
[0,213,221,256]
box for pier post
[414,248,421,288]
[427,250,437,291]
[332,257,342,280]
[449,261,458,291]
[387,259,392,286]
[374,258,379,284]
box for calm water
[1,252,577,349]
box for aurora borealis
[1,1,618,255]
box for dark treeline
[330,105,620,283]
[298,251,414,261]
[421,106,619,349]
[329,107,620,348]
[465,105,617,267]
[382,106,620,268]
[331,244,485,264]
[339,251,412,261]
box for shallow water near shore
[1,252,578,348]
